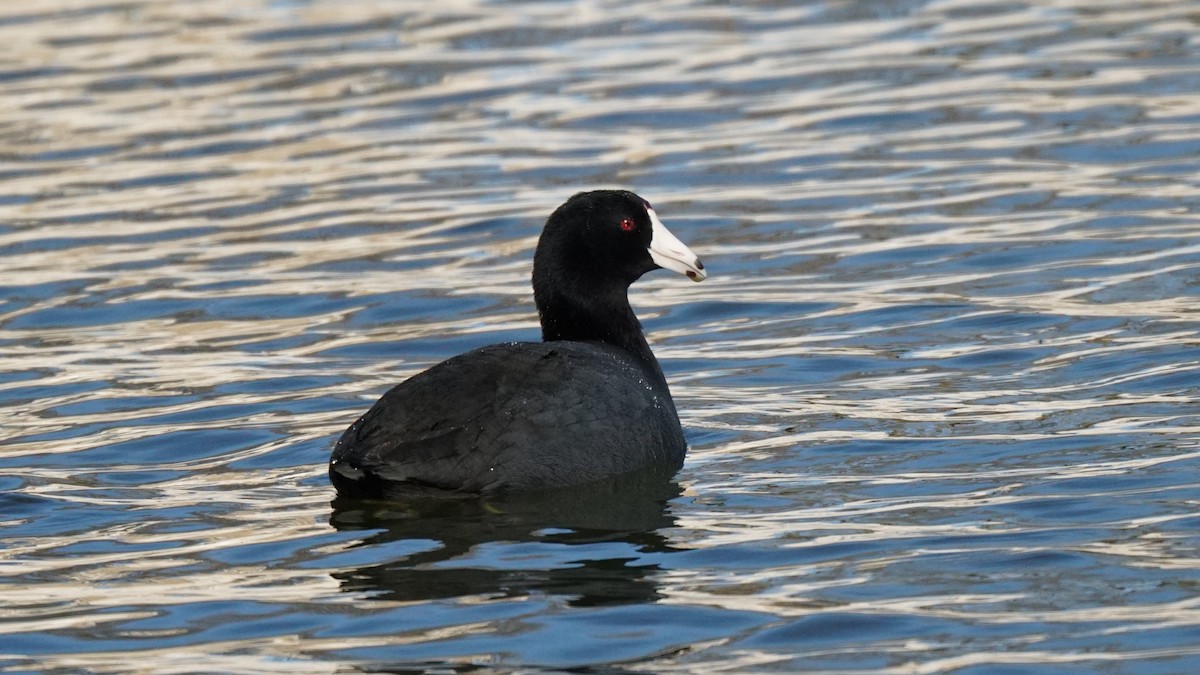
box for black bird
[330,190,707,498]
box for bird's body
[330,190,706,499]
[331,341,682,497]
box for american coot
[329,190,707,498]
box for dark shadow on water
[328,468,684,608]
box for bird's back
[329,341,685,497]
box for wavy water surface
[2,0,1199,672]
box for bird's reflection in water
[329,468,684,608]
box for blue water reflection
[2,0,1200,672]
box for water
[2,0,1199,671]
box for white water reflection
[3,0,1200,672]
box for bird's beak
[647,208,707,282]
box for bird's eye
[619,218,636,232]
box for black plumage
[330,190,706,498]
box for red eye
[619,218,636,232]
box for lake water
[2,0,1199,672]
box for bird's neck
[535,284,667,387]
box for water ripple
[3,0,1200,672]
